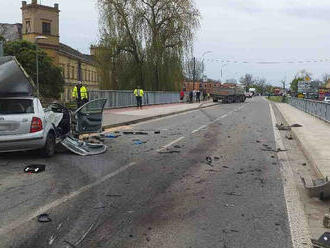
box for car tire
[41,132,56,157]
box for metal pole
[36,44,39,97]
[0,41,3,57]
[193,57,196,84]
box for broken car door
[74,99,107,135]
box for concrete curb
[102,103,218,130]
[272,102,324,178]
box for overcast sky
[2,0,330,86]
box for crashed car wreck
[0,56,107,156]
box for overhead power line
[203,58,330,65]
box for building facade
[1,0,100,102]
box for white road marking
[157,136,185,152]
[191,125,207,134]
[49,235,55,245]
[75,223,95,246]
[0,162,137,236]
[269,103,312,247]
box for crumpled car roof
[0,56,35,97]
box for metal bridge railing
[89,90,180,109]
[289,97,330,122]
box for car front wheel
[41,132,56,157]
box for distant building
[0,23,22,41]
[0,0,100,102]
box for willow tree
[97,0,200,90]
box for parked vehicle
[324,97,330,103]
[245,92,254,98]
[211,84,246,103]
[0,56,107,157]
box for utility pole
[193,57,196,86]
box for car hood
[0,56,35,97]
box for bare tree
[239,74,254,91]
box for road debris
[276,123,291,131]
[324,214,330,228]
[61,136,107,156]
[285,133,293,140]
[312,232,330,248]
[158,150,181,154]
[105,134,120,138]
[24,164,45,174]
[206,156,213,165]
[106,194,122,198]
[224,192,241,196]
[301,177,330,200]
[38,214,52,223]
[225,204,235,208]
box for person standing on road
[189,91,193,103]
[72,81,88,108]
[180,89,185,103]
[203,88,207,101]
[134,86,144,109]
[196,90,201,103]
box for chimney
[54,3,59,9]
[22,1,27,7]
[31,0,37,4]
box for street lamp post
[35,36,47,97]
[221,64,227,82]
[201,51,212,80]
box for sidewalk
[102,101,216,129]
[275,102,330,178]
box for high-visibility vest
[72,86,88,99]
[134,89,144,97]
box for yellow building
[21,0,100,102]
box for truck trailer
[210,84,246,104]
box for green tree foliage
[4,40,64,99]
[96,0,200,91]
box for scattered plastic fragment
[106,194,122,197]
[206,156,213,165]
[24,164,45,174]
[105,134,120,138]
[38,214,52,223]
[312,232,330,248]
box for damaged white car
[0,56,107,156]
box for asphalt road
[0,97,293,248]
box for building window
[59,64,65,77]
[72,66,75,79]
[42,22,51,35]
[25,21,31,33]
[66,64,70,79]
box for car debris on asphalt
[37,214,52,223]
[24,164,46,174]
[301,176,330,200]
[312,232,330,248]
